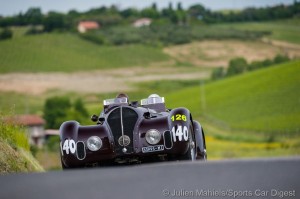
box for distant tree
[188,4,207,19]
[74,99,89,117]
[261,59,273,67]
[45,136,60,152]
[0,28,13,40]
[120,8,139,18]
[211,67,225,80]
[226,57,248,76]
[43,97,71,129]
[248,61,264,71]
[43,12,67,32]
[109,5,119,14]
[67,9,80,18]
[96,14,123,26]
[273,54,290,64]
[168,2,173,10]
[141,7,160,19]
[24,7,43,25]
[152,3,157,11]
[177,2,183,11]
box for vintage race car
[60,93,207,169]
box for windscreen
[141,96,165,106]
[103,97,128,106]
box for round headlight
[145,129,161,145]
[87,136,102,151]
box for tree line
[211,54,291,81]
[0,1,299,32]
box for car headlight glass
[145,129,161,145]
[87,136,102,151]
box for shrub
[43,97,71,129]
[273,54,290,64]
[248,61,264,71]
[43,97,90,129]
[0,28,13,40]
[211,67,225,80]
[226,57,248,76]
[45,136,60,152]
[79,31,106,45]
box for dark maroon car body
[60,94,206,168]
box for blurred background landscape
[0,0,299,172]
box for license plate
[142,145,164,153]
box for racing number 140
[172,125,188,142]
[62,139,76,155]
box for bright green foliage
[211,67,225,80]
[43,97,90,129]
[167,60,300,134]
[74,99,89,117]
[227,57,248,76]
[0,33,169,73]
[0,118,29,151]
[43,97,71,129]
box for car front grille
[107,107,138,154]
[76,141,86,160]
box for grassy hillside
[166,60,300,135]
[213,18,300,44]
[0,119,44,173]
[0,33,169,73]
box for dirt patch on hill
[163,40,300,67]
[0,66,209,95]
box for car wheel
[177,125,196,161]
[60,157,69,170]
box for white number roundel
[61,139,76,155]
[172,125,189,142]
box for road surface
[0,157,299,199]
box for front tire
[178,129,196,161]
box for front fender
[60,121,79,142]
[193,120,207,159]
[168,108,191,154]
[60,121,114,167]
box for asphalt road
[0,157,299,199]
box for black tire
[172,124,196,161]
[198,129,207,161]
[60,157,69,170]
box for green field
[165,60,300,159]
[166,60,300,135]
[213,18,300,44]
[0,33,169,73]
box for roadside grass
[201,118,300,159]
[0,115,44,173]
[0,33,169,73]
[0,116,29,150]
[36,149,61,171]
[213,18,300,44]
[0,91,44,115]
[206,135,300,160]
[166,60,300,135]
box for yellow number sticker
[171,114,187,121]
